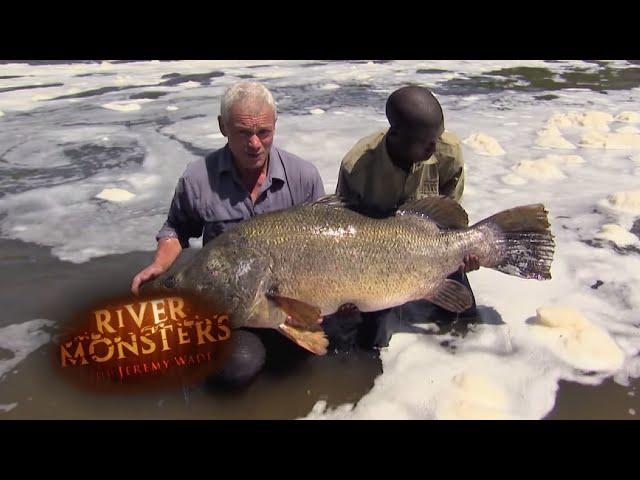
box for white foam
[601,190,640,214]
[319,83,341,90]
[0,319,54,380]
[616,126,640,134]
[529,306,624,372]
[0,110,3,117]
[205,132,225,139]
[166,105,179,111]
[615,111,640,123]
[101,101,142,112]
[435,372,513,420]
[514,159,567,181]
[580,131,640,149]
[535,126,576,149]
[462,133,506,156]
[309,108,326,115]
[501,174,527,186]
[32,93,53,101]
[181,81,201,89]
[547,111,613,131]
[95,188,136,202]
[0,403,17,413]
[595,224,640,247]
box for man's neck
[235,155,269,201]
[384,135,413,174]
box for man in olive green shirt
[331,86,478,350]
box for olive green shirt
[335,129,465,212]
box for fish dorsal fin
[311,194,353,209]
[312,194,395,218]
[397,196,469,228]
[425,278,474,313]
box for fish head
[145,244,272,328]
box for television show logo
[55,292,233,390]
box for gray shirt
[157,144,325,247]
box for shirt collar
[214,144,285,188]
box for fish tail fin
[472,204,555,280]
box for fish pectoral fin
[266,293,323,330]
[278,323,329,356]
[425,279,473,313]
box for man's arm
[335,161,360,203]
[131,174,203,294]
[131,238,182,295]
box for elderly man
[332,85,479,350]
[131,81,325,385]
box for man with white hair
[131,81,325,386]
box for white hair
[219,81,277,122]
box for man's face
[387,123,444,166]
[218,101,276,172]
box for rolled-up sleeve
[156,176,204,248]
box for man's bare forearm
[153,237,183,271]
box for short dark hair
[385,86,443,131]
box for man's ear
[218,115,227,137]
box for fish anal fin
[425,279,473,313]
[278,323,329,356]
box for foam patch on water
[615,111,640,123]
[535,126,576,149]
[580,131,640,149]
[547,111,613,131]
[0,127,200,262]
[95,188,136,202]
[501,173,528,186]
[514,159,567,181]
[166,105,179,111]
[529,306,625,372]
[101,101,143,112]
[320,83,341,90]
[0,403,18,413]
[0,319,54,380]
[462,133,506,156]
[309,108,325,115]
[595,224,640,247]
[435,372,512,420]
[616,126,640,134]
[600,190,640,214]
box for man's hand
[460,254,480,274]
[132,237,182,295]
[131,263,165,296]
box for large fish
[145,195,554,355]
